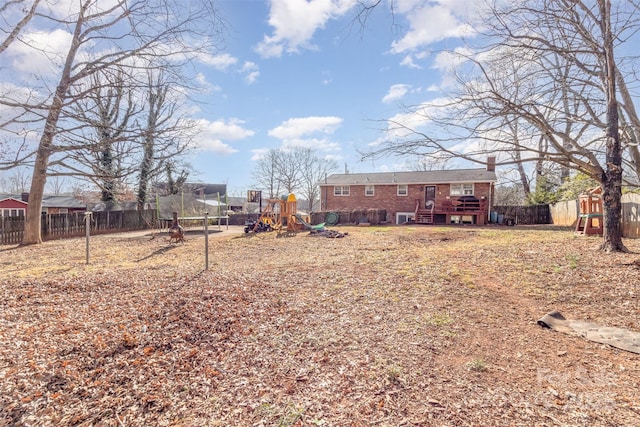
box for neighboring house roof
[320,169,497,186]
[42,195,86,209]
[196,199,226,207]
[0,197,28,206]
[0,194,86,209]
[226,196,247,207]
[89,201,139,212]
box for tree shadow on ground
[136,245,180,262]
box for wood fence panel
[622,193,640,239]
[1,217,25,245]
[549,200,579,227]
[551,194,640,238]
[492,205,552,225]
[1,210,158,245]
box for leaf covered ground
[1,225,639,426]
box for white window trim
[397,184,408,196]
[396,212,414,224]
[365,185,375,196]
[450,183,474,196]
[2,208,26,217]
[334,185,350,196]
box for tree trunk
[22,146,49,245]
[599,0,626,252]
[21,2,86,245]
[22,91,66,245]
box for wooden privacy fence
[549,193,640,238]
[492,204,552,225]
[1,210,157,245]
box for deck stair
[415,200,435,224]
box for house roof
[320,168,497,186]
[42,195,86,209]
[0,197,28,205]
[0,194,86,209]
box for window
[1,208,25,217]
[450,183,474,196]
[396,212,414,224]
[397,184,408,196]
[334,185,350,196]
[365,185,375,196]
[450,215,474,224]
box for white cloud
[368,97,453,147]
[193,118,255,154]
[390,2,476,54]
[382,84,411,104]
[431,46,475,88]
[268,116,343,152]
[251,148,270,161]
[400,55,422,69]
[6,29,73,74]
[245,71,260,84]
[281,138,341,152]
[255,0,355,58]
[198,52,239,71]
[241,61,260,84]
[269,116,342,140]
[432,47,474,72]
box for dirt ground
[1,225,639,426]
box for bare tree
[362,0,637,252]
[45,176,68,195]
[58,68,140,208]
[5,168,31,193]
[298,148,338,211]
[136,71,195,211]
[252,147,337,206]
[0,0,221,244]
[275,148,307,195]
[251,149,283,199]
[0,0,41,55]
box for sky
[183,0,478,195]
[0,0,482,196]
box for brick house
[0,193,86,217]
[319,163,497,225]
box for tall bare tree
[59,68,140,208]
[0,0,41,55]
[0,0,221,244]
[252,147,337,207]
[136,71,195,211]
[298,148,338,211]
[252,149,283,199]
[363,0,637,252]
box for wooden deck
[414,198,488,225]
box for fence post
[204,212,209,270]
[84,212,92,264]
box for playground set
[575,186,603,236]
[244,193,324,235]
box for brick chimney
[486,156,496,172]
[21,192,29,202]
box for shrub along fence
[310,209,387,226]
[1,210,157,245]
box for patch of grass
[565,254,579,269]
[279,404,304,426]
[386,364,403,384]
[466,358,488,372]
[423,312,453,327]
